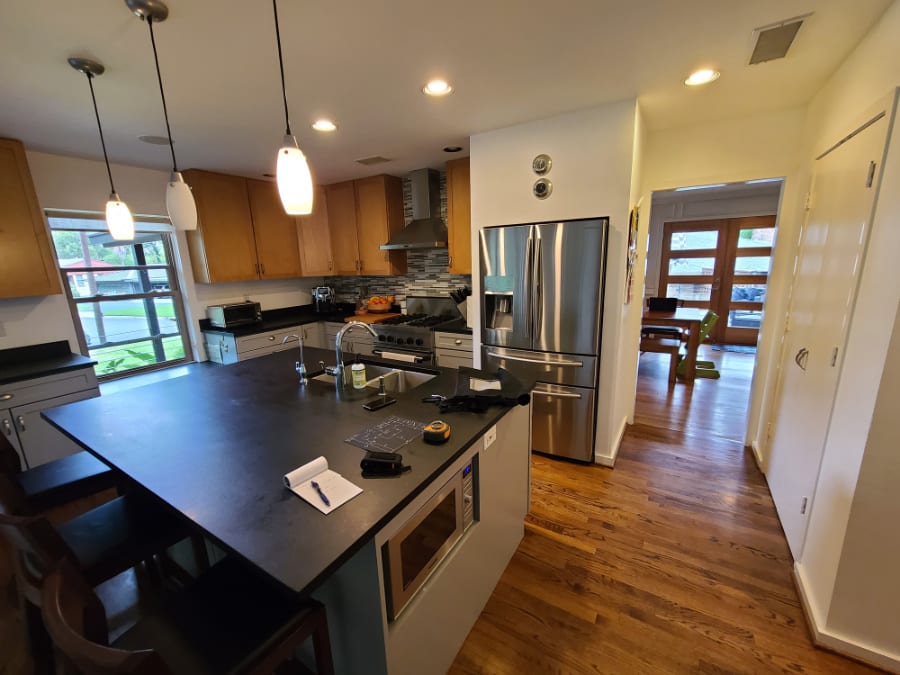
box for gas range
[370,296,460,364]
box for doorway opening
[636,178,784,441]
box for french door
[658,216,775,345]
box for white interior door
[766,113,888,560]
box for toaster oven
[206,301,263,328]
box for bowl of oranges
[368,295,394,313]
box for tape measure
[423,420,451,444]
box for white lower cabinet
[325,321,375,357]
[434,331,473,369]
[204,322,326,364]
[0,368,100,469]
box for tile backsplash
[322,170,471,307]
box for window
[48,214,192,379]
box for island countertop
[43,348,518,598]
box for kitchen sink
[310,363,437,393]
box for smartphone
[362,396,397,411]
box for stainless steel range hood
[380,168,448,250]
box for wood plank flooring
[449,347,882,674]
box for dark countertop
[434,319,473,335]
[43,348,519,598]
[199,304,357,337]
[0,341,96,386]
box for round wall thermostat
[532,154,552,175]
[533,178,553,200]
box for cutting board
[344,312,402,324]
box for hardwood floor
[449,347,882,674]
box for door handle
[533,387,582,399]
[486,351,583,367]
[795,347,809,371]
[16,416,25,433]
[525,235,534,339]
[533,237,543,341]
[2,419,12,436]
[0,393,12,402]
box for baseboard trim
[794,563,900,673]
[595,416,628,467]
[750,441,765,471]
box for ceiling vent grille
[749,14,810,65]
[355,155,392,166]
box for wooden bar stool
[43,557,335,675]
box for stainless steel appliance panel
[482,345,597,388]
[533,219,607,355]
[480,225,532,350]
[531,383,596,462]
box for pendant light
[126,0,198,230]
[272,0,314,215]
[68,57,135,241]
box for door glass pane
[670,231,718,251]
[733,256,770,275]
[731,284,767,303]
[737,228,775,248]
[668,257,715,276]
[666,283,711,301]
[728,309,763,329]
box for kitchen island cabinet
[0,138,62,298]
[43,348,529,675]
[183,170,302,283]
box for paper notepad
[283,456,362,514]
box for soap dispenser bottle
[351,357,367,389]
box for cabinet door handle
[2,419,12,435]
[0,393,13,402]
[268,336,276,341]
[455,339,463,345]
[223,343,229,352]
[260,263,266,275]
[16,416,25,432]
[795,347,809,371]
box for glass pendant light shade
[105,193,135,240]
[166,171,198,230]
[276,135,314,215]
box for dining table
[641,307,708,382]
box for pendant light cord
[86,72,117,195]
[272,0,292,136]
[147,17,179,173]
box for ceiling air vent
[749,14,810,65]
[355,155,392,166]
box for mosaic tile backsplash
[323,170,472,307]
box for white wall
[635,107,808,453]
[469,100,637,464]
[0,150,320,360]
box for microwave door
[480,225,533,350]
[533,219,608,355]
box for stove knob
[406,337,415,345]
[387,335,394,343]
[415,338,423,346]
[378,335,386,342]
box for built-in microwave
[383,458,477,621]
[206,301,262,328]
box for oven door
[384,471,463,620]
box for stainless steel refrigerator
[480,217,608,462]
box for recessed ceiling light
[684,69,720,86]
[312,119,337,132]
[138,135,171,145]
[423,79,453,97]
[674,183,727,192]
[443,146,463,153]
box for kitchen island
[43,347,530,674]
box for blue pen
[310,480,330,507]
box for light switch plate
[484,425,497,450]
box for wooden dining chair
[639,336,681,384]
[0,474,194,673]
[1,432,118,514]
[43,557,335,675]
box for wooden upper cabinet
[446,157,471,275]
[0,138,61,298]
[355,175,406,276]
[183,169,258,283]
[246,178,301,279]
[324,181,361,275]
[296,185,333,276]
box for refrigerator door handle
[525,233,534,339]
[533,386,582,399]
[533,235,543,342]
[485,351,584,368]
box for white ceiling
[0,0,891,184]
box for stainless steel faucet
[326,321,378,388]
[282,334,309,385]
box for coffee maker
[312,286,335,313]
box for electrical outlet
[484,425,497,450]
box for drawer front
[435,333,473,352]
[0,369,99,408]
[435,351,473,369]
[237,330,298,355]
[531,383,596,461]
[482,346,596,388]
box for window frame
[47,211,194,381]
